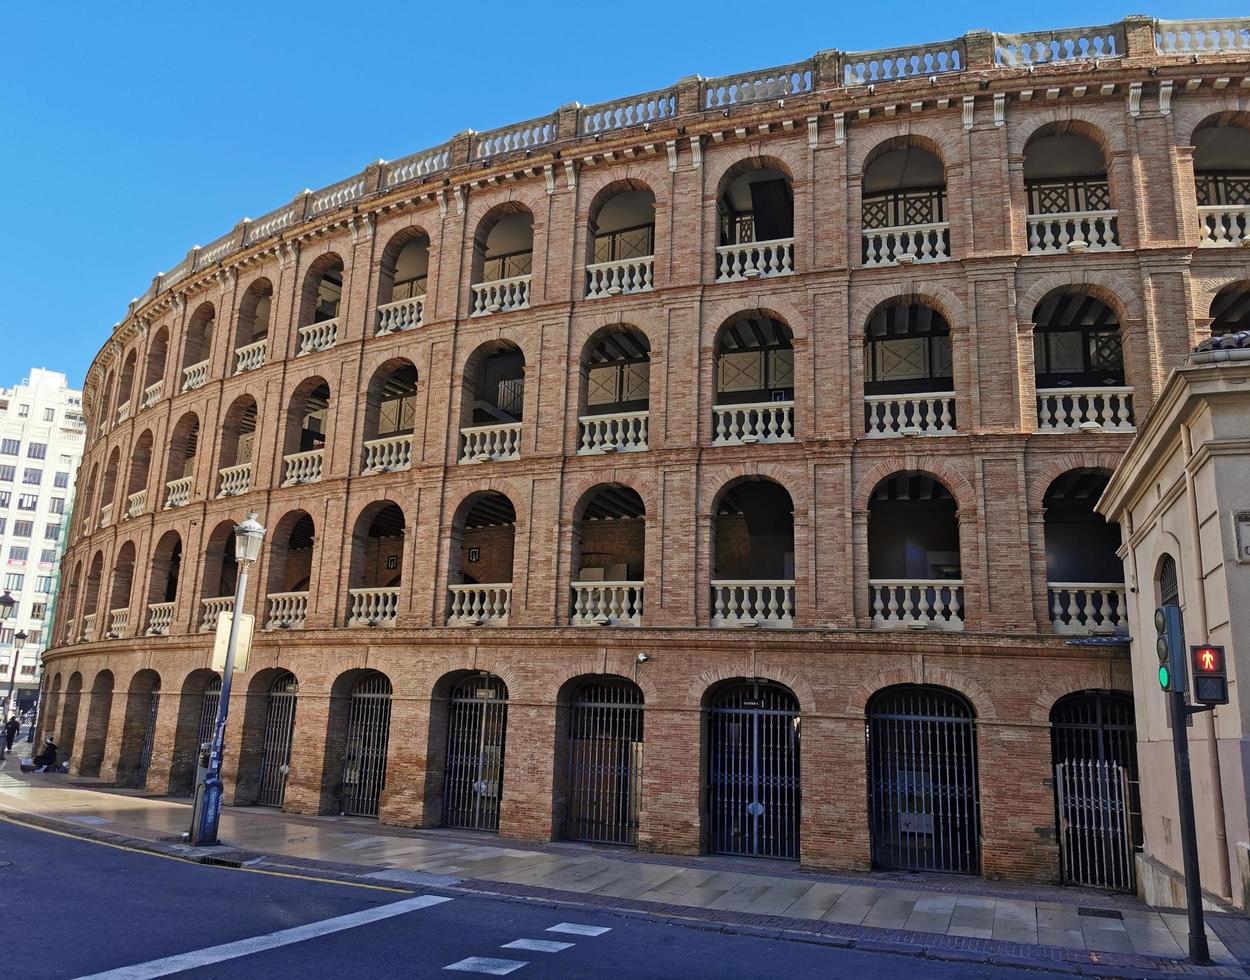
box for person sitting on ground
[31,736,57,770]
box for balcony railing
[577,411,649,455]
[376,295,425,335]
[98,502,114,528]
[1027,211,1119,254]
[267,591,308,630]
[80,612,97,642]
[347,587,400,627]
[140,379,164,410]
[199,596,233,632]
[115,399,132,424]
[106,607,130,639]
[282,449,324,486]
[1156,19,1250,54]
[711,401,794,446]
[710,580,795,628]
[585,257,654,299]
[864,392,957,437]
[870,579,965,631]
[571,582,643,626]
[297,318,339,355]
[362,434,412,474]
[164,475,193,509]
[124,489,147,520]
[181,359,209,392]
[447,584,512,626]
[714,238,794,283]
[1048,583,1127,635]
[146,601,175,636]
[234,338,267,374]
[470,275,531,317]
[459,423,522,463]
[1197,205,1250,247]
[217,462,251,497]
[862,223,951,267]
[1036,387,1135,433]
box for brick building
[39,17,1250,897]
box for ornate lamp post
[192,513,265,846]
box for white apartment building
[0,369,84,713]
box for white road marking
[444,956,528,975]
[74,894,452,979]
[547,922,611,937]
[502,939,575,952]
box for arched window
[362,360,417,474]
[712,479,795,627]
[862,139,949,265]
[864,301,955,436]
[586,185,656,298]
[282,378,329,485]
[1044,470,1125,634]
[1209,283,1250,337]
[571,485,645,626]
[217,396,257,497]
[459,343,524,463]
[265,512,314,629]
[234,279,272,373]
[106,541,137,637]
[470,206,533,316]
[181,304,215,390]
[163,413,198,508]
[124,430,153,520]
[1024,124,1118,252]
[145,531,182,636]
[346,503,405,627]
[578,326,650,454]
[447,492,515,627]
[142,327,168,407]
[712,311,794,445]
[715,162,794,281]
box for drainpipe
[1180,420,1233,899]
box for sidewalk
[1,759,1246,978]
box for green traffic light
[1158,665,1171,690]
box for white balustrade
[704,62,813,107]
[181,359,209,392]
[282,449,324,486]
[585,257,654,298]
[267,591,308,630]
[571,582,643,626]
[234,338,268,373]
[711,581,795,628]
[297,318,338,355]
[843,41,964,84]
[98,502,114,528]
[124,489,147,519]
[107,607,130,638]
[862,223,951,267]
[386,144,452,187]
[996,27,1123,65]
[1027,211,1119,254]
[447,584,512,626]
[580,89,676,133]
[376,295,425,334]
[199,596,233,632]
[115,399,131,424]
[164,475,193,509]
[870,579,964,631]
[217,462,252,497]
[80,612,97,642]
[1036,387,1135,433]
[140,379,164,409]
[715,238,794,282]
[474,116,557,158]
[864,393,957,437]
[347,587,400,627]
[362,434,412,474]
[1049,583,1128,635]
[63,618,76,645]
[146,601,175,636]
[309,176,366,217]
[711,401,794,446]
[470,275,531,316]
[1156,19,1250,55]
[577,411,649,455]
[459,423,522,463]
[1197,205,1250,247]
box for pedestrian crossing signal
[1154,607,1186,694]
[1190,645,1228,706]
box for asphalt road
[0,819,1074,978]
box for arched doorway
[443,674,508,831]
[867,685,980,874]
[257,673,298,807]
[564,678,644,845]
[1051,691,1139,891]
[341,673,392,817]
[706,679,800,860]
[79,671,114,777]
[117,671,161,789]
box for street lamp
[0,630,25,760]
[27,658,43,743]
[192,512,265,846]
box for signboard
[211,612,254,672]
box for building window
[58,453,71,465]
[34,575,52,593]
[8,547,28,563]
[0,519,6,534]
[16,495,36,511]
[27,443,46,460]
[17,405,28,418]
[22,468,41,486]
[30,602,46,620]
[43,525,60,541]
[53,472,68,489]
[42,407,54,422]
[11,521,31,538]
[38,549,55,564]
[26,628,42,646]
[48,498,64,515]
[3,573,22,590]
[0,440,17,456]
[0,466,12,482]
[0,492,10,508]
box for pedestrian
[3,716,17,751]
[32,736,57,770]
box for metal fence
[565,679,644,846]
[196,676,221,749]
[342,673,392,817]
[135,687,161,789]
[1055,760,1135,892]
[257,673,298,807]
[443,675,509,831]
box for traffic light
[1155,606,1187,694]
[1190,645,1229,705]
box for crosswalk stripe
[547,922,611,937]
[501,939,574,952]
[444,956,528,975]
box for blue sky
[1,2,1242,388]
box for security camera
[636,652,649,663]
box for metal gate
[197,676,222,748]
[443,674,508,831]
[135,684,161,788]
[707,679,801,860]
[1052,691,1140,891]
[867,686,981,874]
[257,673,298,807]
[565,678,644,846]
[342,673,392,817]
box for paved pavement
[0,748,1246,976]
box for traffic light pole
[1168,689,1211,965]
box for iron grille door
[257,674,298,807]
[566,679,644,846]
[135,688,161,788]
[342,674,392,818]
[443,675,508,831]
[707,680,801,860]
[197,677,222,748]
[868,686,981,874]
[1055,760,1134,891]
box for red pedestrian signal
[1189,644,1229,706]
[1194,646,1221,673]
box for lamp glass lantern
[13,631,26,651]
[0,591,14,620]
[233,513,266,565]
